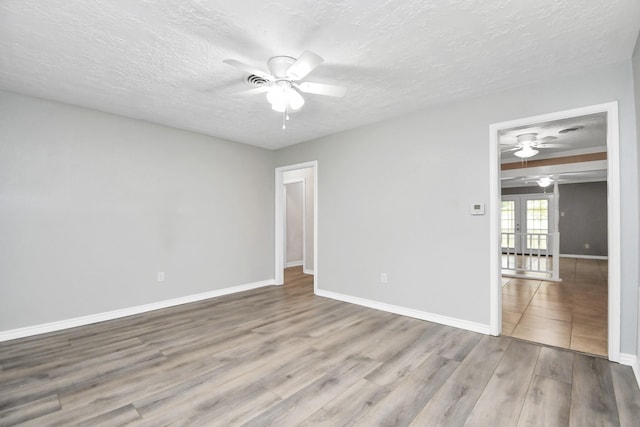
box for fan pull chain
[282,104,290,129]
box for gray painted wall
[558,182,608,256]
[502,183,608,256]
[0,90,275,331]
[274,61,639,354]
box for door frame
[489,102,620,362]
[275,161,318,291]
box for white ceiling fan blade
[223,59,273,80]
[298,82,346,97]
[237,86,270,96]
[539,136,558,142]
[501,146,520,152]
[286,50,324,80]
[537,143,569,148]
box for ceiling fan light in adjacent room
[513,147,539,158]
[538,177,553,187]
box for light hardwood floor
[502,257,608,357]
[1,266,639,426]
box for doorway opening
[275,161,318,292]
[489,102,620,361]
[284,180,306,269]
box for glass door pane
[525,198,549,251]
[501,200,516,249]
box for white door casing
[489,102,620,362]
[275,161,318,291]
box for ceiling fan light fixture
[266,84,304,112]
[513,147,539,158]
[538,177,553,187]
[287,88,305,110]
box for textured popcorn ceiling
[1,1,639,149]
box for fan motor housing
[267,56,296,78]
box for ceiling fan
[223,50,347,129]
[501,132,567,158]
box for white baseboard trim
[0,279,275,343]
[315,289,491,335]
[619,353,640,389]
[303,268,315,275]
[559,254,608,260]
[286,260,304,268]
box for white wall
[282,167,315,273]
[274,61,639,354]
[285,181,304,265]
[0,90,275,332]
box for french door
[501,194,554,255]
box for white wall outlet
[380,273,388,284]
[584,243,590,249]
[157,272,165,282]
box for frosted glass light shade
[514,147,539,158]
[266,85,305,112]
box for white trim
[559,254,608,260]
[489,102,621,361]
[275,161,318,290]
[286,260,304,268]
[489,109,502,336]
[315,289,491,335]
[0,279,275,342]
[303,269,315,275]
[618,353,640,389]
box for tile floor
[501,257,608,357]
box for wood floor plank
[535,346,573,385]
[302,378,389,426]
[66,404,142,427]
[570,354,620,427]
[353,354,460,426]
[241,355,381,426]
[463,340,540,427]
[57,351,225,413]
[447,335,511,389]
[0,394,60,426]
[364,329,436,390]
[135,366,281,426]
[409,380,484,427]
[609,363,640,427]
[516,375,571,427]
[258,348,341,400]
